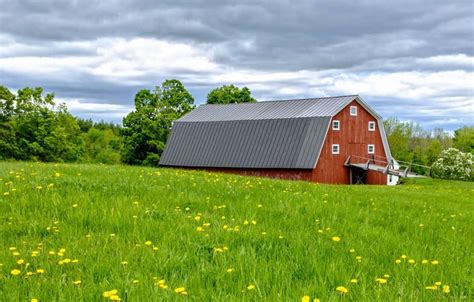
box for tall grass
[0,162,472,301]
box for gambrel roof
[159,95,392,169]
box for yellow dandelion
[174,287,186,294]
[10,269,21,276]
[145,241,152,246]
[132,280,139,284]
[26,271,34,276]
[196,226,204,232]
[422,259,429,264]
[226,268,234,273]
[336,286,348,294]
[401,255,407,259]
[17,259,25,265]
[247,284,256,290]
[431,260,439,265]
[395,259,401,264]
[302,296,310,302]
[331,236,341,242]
[110,295,121,301]
[103,289,118,298]
[408,259,415,264]
[36,268,44,274]
[425,285,438,290]
[349,248,355,253]
[73,280,82,285]
[350,279,358,283]
[383,274,390,278]
[31,299,39,302]
[442,285,450,294]
[376,278,387,284]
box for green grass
[0,162,472,301]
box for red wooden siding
[312,100,388,184]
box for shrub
[431,148,473,181]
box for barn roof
[178,95,356,122]
[159,95,392,169]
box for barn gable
[159,95,391,170]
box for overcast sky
[1,0,473,130]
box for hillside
[0,162,472,301]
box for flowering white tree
[431,148,473,181]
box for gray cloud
[0,0,473,130]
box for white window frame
[332,120,340,130]
[332,144,340,154]
[350,106,357,116]
[368,144,375,154]
[368,121,376,131]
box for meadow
[0,162,472,301]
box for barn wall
[312,100,388,185]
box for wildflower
[26,271,34,276]
[103,289,118,298]
[422,259,429,264]
[132,280,139,284]
[350,279,358,283]
[202,222,211,227]
[48,251,55,255]
[376,278,387,284]
[145,241,152,246]
[336,286,348,294]
[31,299,38,302]
[110,295,121,301]
[121,261,128,265]
[302,296,310,302]
[194,216,201,221]
[73,280,82,285]
[214,248,224,253]
[408,259,415,264]
[247,284,256,290]
[431,260,439,265]
[226,268,234,273]
[401,255,407,259]
[10,269,21,276]
[425,285,438,290]
[257,204,263,208]
[196,227,204,232]
[36,269,44,274]
[9,247,16,251]
[384,274,390,278]
[395,259,401,264]
[349,249,355,253]
[332,236,341,242]
[442,285,450,293]
[72,259,79,263]
[72,204,78,208]
[174,287,186,294]
[251,220,257,225]
[17,259,25,265]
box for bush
[431,148,473,181]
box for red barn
[159,95,394,185]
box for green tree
[207,84,256,104]
[453,126,474,154]
[121,79,194,166]
[0,86,85,162]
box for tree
[207,84,256,104]
[453,126,474,154]
[121,79,194,166]
[431,148,473,181]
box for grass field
[0,162,472,301]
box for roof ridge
[200,95,358,106]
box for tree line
[1,81,472,175]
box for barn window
[332,144,340,154]
[332,120,340,130]
[368,121,376,131]
[368,144,375,154]
[350,106,357,116]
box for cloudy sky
[1,0,473,130]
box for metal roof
[178,95,357,122]
[160,117,330,169]
[159,95,392,169]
